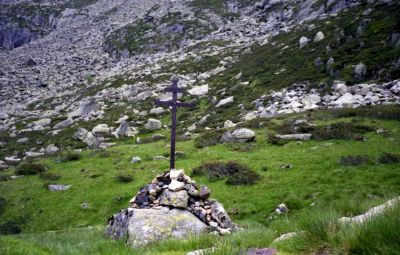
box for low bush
[339,155,370,166]
[377,152,400,164]
[39,172,61,181]
[15,163,46,175]
[194,130,225,149]
[116,172,134,183]
[226,170,261,185]
[329,105,400,121]
[59,152,82,162]
[0,197,6,216]
[267,134,288,146]
[311,122,373,141]
[192,161,261,185]
[0,220,21,235]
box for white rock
[168,180,185,191]
[92,124,110,135]
[333,81,348,95]
[313,31,325,42]
[150,107,165,115]
[170,169,185,180]
[215,96,234,107]
[299,36,309,48]
[224,120,236,128]
[145,118,162,130]
[188,85,209,96]
[131,157,141,163]
[45,144,59,154]
[334,93,356,106]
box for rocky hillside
[0,0,399,165]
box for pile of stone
[247,80,400,119]
[106,169,234,247]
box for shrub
[329,105,400,121]
[58,152,82,162]
[226,170,261,185]
[339,155,370,166]
[377,152,400,164]
[65,152,82,161]
[194,130,225,149]
[15,163,46,175]
[39,172,61,181]
[0,220,21,235]
[267,134,288,146]
[0,197,6,216]
[192,161,261,185]
[311,122,373,141]
[116,172,134,183]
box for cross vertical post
[154,77,196,170]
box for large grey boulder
[70,100,99,118]
[116,120,137,137]
[333,81,348,95]
[53,118,74,130]
[73,128,88,141]
[107,208,207,248]
[211,202,234,229]
[188,85,209,96]
[220,128,256,143]
[334,93,356,106]
[92,124,111,135]
[145,118,162,130]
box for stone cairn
[106,169,234,242]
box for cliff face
[0,3,63,49]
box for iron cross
[154,76,196,170]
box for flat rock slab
[48,184,71,191]
[127,208,207,247]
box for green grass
[0,108,399,254]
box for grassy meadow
[1,107,399,254]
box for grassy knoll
[0,107,399,254]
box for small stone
[215,96,234,107]
[299,36,309,48]
[48,184,71,191]
[159,189,189,208]
[145,118,162,130]
[168,180,185,191]
[199,185,211,200]
[81,203,89,209]
[131,157,141,163]
[313,31,325,42]
[170,169,184,181]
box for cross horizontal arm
[165,87,186,93]
[154,99,172,107]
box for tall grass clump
[15,162,47,175]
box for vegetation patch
[377,152,400,164]
[267,134,289,146]
[311,122,373,141]
[192,161,261,185]
[39,172,61,181]
[194,129,225,149]
[339,155,370,166]
[328,105,400,121]
[115,172,134,183]
[0,220,21,235]
[15,163,47,175]
[0,197,6,216]
[58,152,82,162]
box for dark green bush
[0,220,21,235]
[192,161,261,185]
[0,197,6,216]
[267,134,288,146]
[311,122,373,141]
[377,152,400,164]
[194,130,225,149]
[226,170,261,185]
[329,105,400,121]
[339,155,370,166]
[39,172,61,181]
[59,152,82,162]
[116,172,134,183]
[15,163,46,175]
